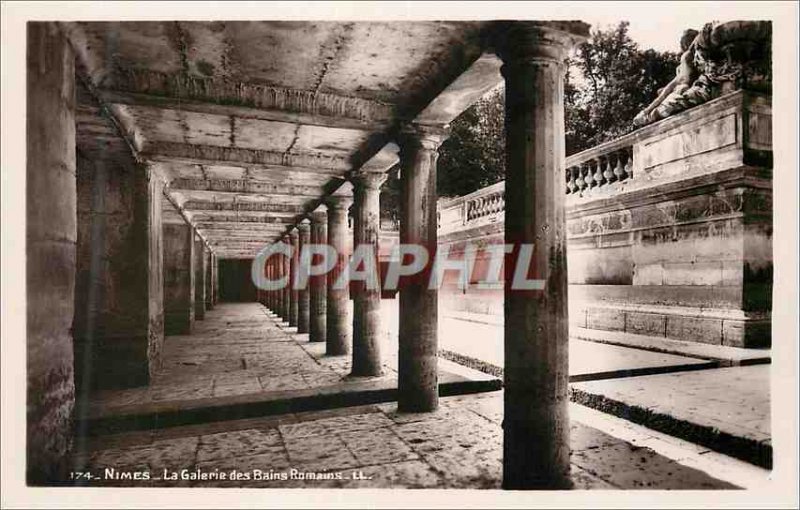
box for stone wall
[147,171,165,378]
[73,151,162,389]
[163,222,195,334]
[205,250,214,310]
[194,236,207,320]
[566,91,771,347]
[26,22,76,484]
[434,91,772,348]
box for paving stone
[312,412,395,435]
[149,382,214,402]
[194,447,292,487]
[259,374,309,392]
[197,428,283,462]
[339,427,419,466]
[86,436,200,475]
[89,388,150,408]
[283,433,361,472]
[343,460,447,489]
[212,378,263,397]
[421,447,502,489]
[570,423,624,452]
[571,465,619,489]
[278,420,329,439]
[571,442,739,489]
[572,365,771,447]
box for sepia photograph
[2,1,798,508]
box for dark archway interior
[219,259,257,302]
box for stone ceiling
[65,21,504,258]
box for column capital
[494,21,590,67]
[326,194,353,211]
[398,122,451,151]
[350,171,388,191]
[146,162,170,186]
[310,208,328,224]
[297,218,311,233]
[288,228,299,240]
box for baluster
[603,154,616,183]
[592,157,604,187]
[569,166,580,194]
[565,167,572,194]
[576,164,587,192]
[567,166,577,194]
[614,150,627,181]
[583,162,594,190]
[623,148,633,180]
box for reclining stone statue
[633,20,771,127]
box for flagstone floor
[72,391,738,490]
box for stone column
[309,208,328,343]
[277,249,286,318]
[496,21,589,490]
[26,22,75,483]
[270,256,278,311]
[194,235,206,320]
[288,229,300,327]
[211,253,218,305]
[282,236,291,322]
[267,257,274,310]
[163,221,195,335]
[260,258,268,307]
[205,249,214,311]
[397,124,449,412]
[297,219,312,334]
[350,172,387,376]
[325,196,353,355]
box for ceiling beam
[182,201,306,213]
[414,54,504,125]
[99,90,394,132]
[142,141,352,173]
[168,178,326,197]
[101,67,395,125]
[190,213,297,223]
[170,189,310,206]
[197,229,287,237]
[194,220,293,228]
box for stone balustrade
[565,137,634,196]
[438,90,772,241]
[438,181,505,236]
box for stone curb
[569,386,772,469]
[75,374,502,437]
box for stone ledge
[76,369,502,437]
[570,327,770,367]
[570,302,770,348]
[569,385,772,469]
[438,348,718,384]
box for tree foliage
[565,21,679,153]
